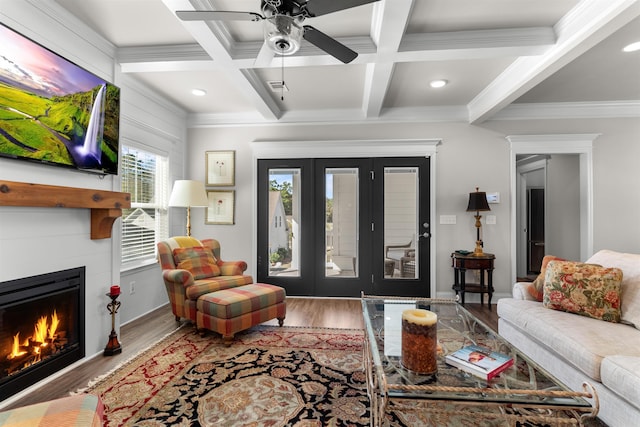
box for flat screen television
[0,22,120,175]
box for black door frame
[257,158,315,296]
[372,157,431,296]
[313,158,374,297]
[257,156,432,297]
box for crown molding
[250,138,442,159]
[185,99,637,128]
[506,133,599,153]
[186,104,469,128]
[28,0,116,58]
[492,101,640,120]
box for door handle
[419,232,430,239]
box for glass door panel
[325,168,359,278]
[267,168,301,278]
[383,167,418,279]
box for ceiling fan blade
[304,0,381,17]
[176,11,263,22]
[303,25,358,64]
[254,41,276,67]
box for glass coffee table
[361,294,599,426]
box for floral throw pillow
[527,255,566,301]
[172,246,221,279]
[543,260,623,323]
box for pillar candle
[401,308,438,374]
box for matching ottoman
[196,283,286,343]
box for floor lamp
[466,187,491,256]
[168,180,209,237]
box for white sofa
[497,250,640,427]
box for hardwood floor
[3,298,496,410]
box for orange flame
[10,333,27,359]
[49,310,59,340]
[7,310,61,361]
[34,316,48,344]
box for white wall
[546,154,581,260]
[0,0,187,379]
[185,122,512,300]
[116,73,188,324]
[185,118,640,301]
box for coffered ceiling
[53,0,640,126]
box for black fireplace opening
[0,267,85,401]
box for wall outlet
[130,281,136,294]
[486,215,497,225]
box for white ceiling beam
[362,62,394,117]
[160,0,281,121]
[467,0,640,124]
[362,0,413,117]
[118,44,216,73]
[118,44,210,63]
[400,27,555,52]
[117,26,555,73]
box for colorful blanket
[0,394,103,427]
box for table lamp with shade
[466,187,491,256]
[168,180,209,236]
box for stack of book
[445,344,513,380]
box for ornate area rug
[80,325,605,427]
[82,325,368,426]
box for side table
[451,252,495,306]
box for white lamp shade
[168,180,209,207]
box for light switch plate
[440,215,456,225]
[486,215,497,225]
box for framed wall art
[206,190,235,225]
[206,150,235,186]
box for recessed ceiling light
[623,41,640,52]
[430,79,448,88]
[191,89,207,96]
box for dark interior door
[527,188,545,274]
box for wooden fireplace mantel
[0,180,131,240]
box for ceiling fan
[176,0,382,64]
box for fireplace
[0,267,85,401]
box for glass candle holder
[401,308,438,374]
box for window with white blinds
[120,145,169,267]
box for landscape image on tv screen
[0,23,120,175]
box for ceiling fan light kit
[264,15,303,55]
[176,0,381,64]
